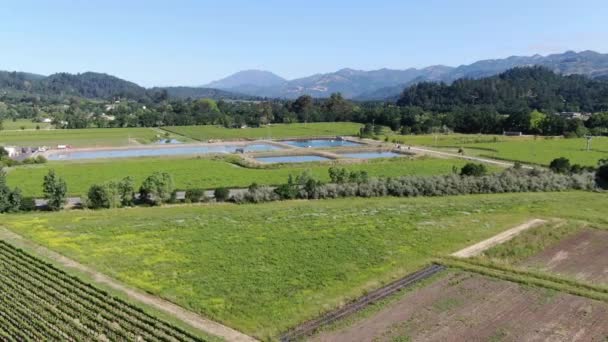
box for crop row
[0,241,205,341]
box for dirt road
[0,228,257,342]
[451,219,547,258]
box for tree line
[1,67,608,136]
[1,158,606,213]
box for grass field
[389,134,608,166]
[1,191,605,338]
[1,119,52,130]
[0,127,176,147]
[6,156,478,197]
[162,122,363,141]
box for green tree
[549,157,571,174]
[529,109,546,133]
[87,184,111,209]
[460,163,487,177]
[118,176,135,206]
[214,187,230,202]
[0,170,21,213]
[139,172,174,205]
[43,170,67,211]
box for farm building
[2,146,19,157]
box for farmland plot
[0,241,206,341]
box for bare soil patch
[312,272,608,342]
[523,229,608,285]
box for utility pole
[585,135,593,151]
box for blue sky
[0,0,606,86]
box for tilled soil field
[523,229,608,285]
[312,271,608,342]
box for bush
[214,187,230,202]
[19,196,36,211]
[597,162,608,189]
[87,182,121,209]
[118,177,135,206]
[139,172,174,205]
[460,163,487,177]
[185,188,206,203]
[549,157,571,174]
[87,184,111,209]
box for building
[557,112,592,120]
[3,146,19,157]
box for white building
[3,146,19,157]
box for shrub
[597,162,608,189]
[139,172,174,205]
[118,177,135,206]
[185,188,206,203]
[460,163,487,177]
[214,187,230,202]
[87,184,111,209]
[549,157,571,174]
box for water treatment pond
[48,143,282,160]
[280,139,363,148]
[254,155,331,163]
[340,151,403,159]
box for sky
[0,0,606,87]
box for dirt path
[451,219,547,258]
[0,228,257,342]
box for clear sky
[0,0,606,87]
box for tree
[460,163,487,177]
[0,147,7,157]
[139,172,174,205]
[87,181,120,209]
[0,170,21,213]
[214,187,230,202]
[597,159,608,189]
[118,177,135,206]
[87,184,111,209]
[43,170,67,211]
[529,110,546,133]
[549,157,571,174]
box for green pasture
[1,118,53,130]
[1,191,605,338]
[6,156,478,197]
[390,134,608,166]
[0,127,176,147]
[161,122,363,141]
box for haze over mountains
[205,50,608,100]
[2,50,608,102]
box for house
[503,131,523,136]
[3,146,19,157]
[41,118,52,123]
[557,112,592,120]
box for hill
[208,50,608,100]
[0,71,245,102]
[204,70,286,95]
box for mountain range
[2,50,608,102]
[204,50,608,100]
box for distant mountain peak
[204,70,286,90]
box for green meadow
[0,127,172,147]
[6,156,478,197]
[390,134,608,166]
[162,122,363,141]
[1,191,605,338]
[1,118,53,130]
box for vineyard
[0,241,206,341]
